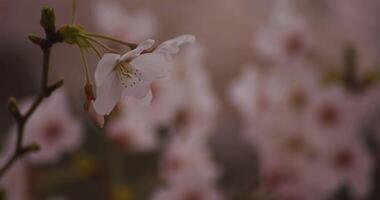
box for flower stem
[0,21,63,179]
[82,35,118,53]
[79,46,91,84]
[88,41,102,59]
[84,32,137,49]
[71,0,77,24]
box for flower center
[285,33,305,56]
[116,63,143,88]
[317,103,340,127]
[43,120,64,144]
[288,87,308,112]
[333,149,354,170]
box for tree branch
[0,15,63,179]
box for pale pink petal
[120,39,155,61]
[94,72,123,115]
[130,53,171,81]
[155,35,196,61]
[95,53,120,86]
[123,82,151,99]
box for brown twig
[0,15,63,179]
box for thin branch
[79,46,91,83]
[0,27,62,179]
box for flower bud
[40,7,56,33]
[7,96,21,119]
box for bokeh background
[1,0,380,199]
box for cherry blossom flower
[93,34,195,115]
[104,45,218,153]
[4,89,83,164]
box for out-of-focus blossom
[152,45,222,199]
[94,35,195,116]
[306,87,358,137]
[152,130,223,200]
[106,97,158,152]
[93,1,158,43]
[318,134,373,199]
[229,64,319,122]
[253,0,313,63]
[152,44,219,134]
[160,133,220,183]
[4,89,83,164]
[229,64,375,199]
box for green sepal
[58,24,90,48]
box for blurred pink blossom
[4,89,83,164]
[93,1,158,43]
[229,64,375,199]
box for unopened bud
[40,7,56,33]
[7,96,21,119]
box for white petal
[94,72,123,115]
[123,82,151,99]
[155,34,196,60]
[120,39,155,61]
[129,53,170,81]
[95,53,120,86]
